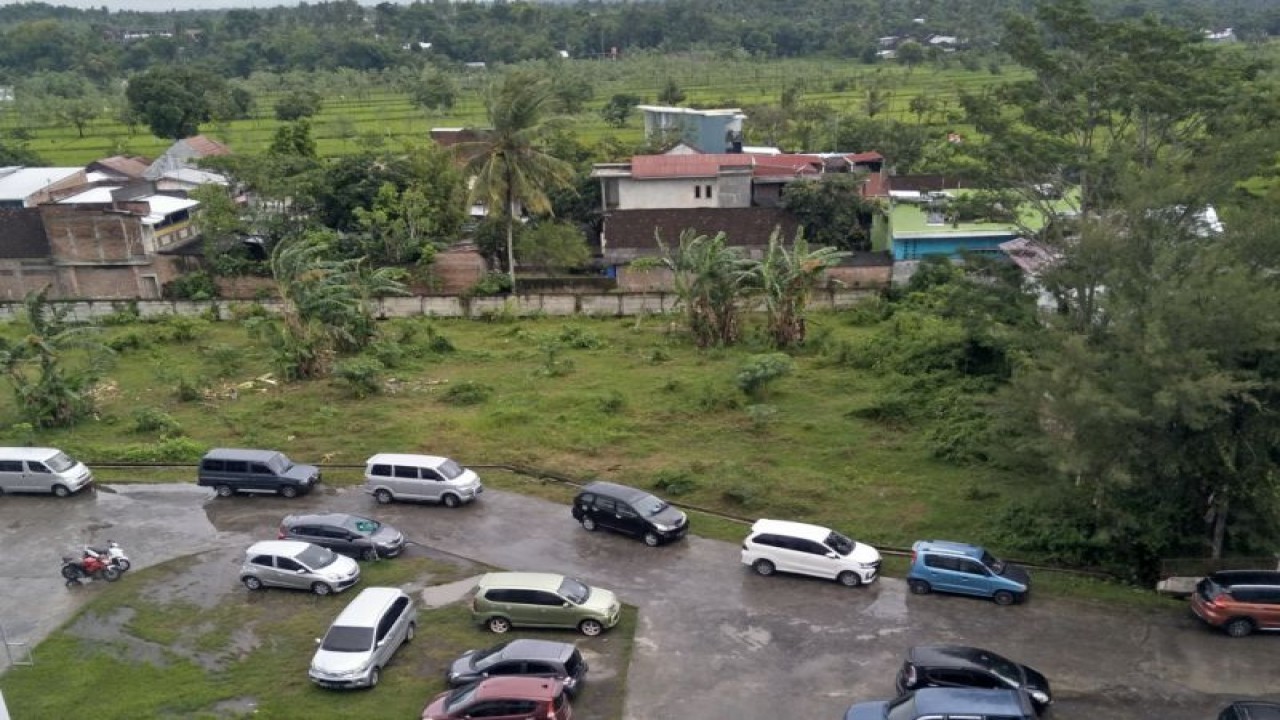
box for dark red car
[422,676,573,720]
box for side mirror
[314,638,322,645]
[562,602,572,608]
[295,568,307,574]
[826,552,839,559]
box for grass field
[3,56,1020,166]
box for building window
[705,185,713,199]
[694,186,701,199]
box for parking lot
[2,483,1277,719]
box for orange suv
[1190,570,1280,638]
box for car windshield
[558,577,591,605]
[296,544,338,569]
[471,642,510,669]
[438,459,464,480]
[636,494,669,516]
[267,453,291,473]
[967,649,1024,685]
[884,693,918,720]
[46,452,76,473]
[981,550,1006,574]
[343,516,381,536]
[321,625,373,652]
[445,683,480,713]
[825,531,855,557]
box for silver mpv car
[240,540,360,596]
[310,587,417,689]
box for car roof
[749,519,833,543]
[471,676,564,701]
[0,447,63,461]
[1209,570,1280,588]
[910,687,1030,715]
[579,481,658,504]
[907,645,1010,671]
[497,639,576,662]
[914,540,985,559]
[1230,702,1280,720]
[331,587,408,626]
[477,572,567,593]
[365,453,452,466]
[205,448,284,462]
[246,540,313,557]
[283,512,364,527]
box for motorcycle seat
[86,546,107,555]
[61,556,77,563]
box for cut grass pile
[0,551,636,720]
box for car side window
[615,503,639,519]
[0,460,23,472]
[924,554,960,571]
[277,558,304,572]
[490,661,525,675]
[957,559,989,576]
[26,461,51,474]
[250,554,274,567]
[502,589,539,605]
[203,459,225,472]
[798,539,829,555]
[421,468,445,482]
[506,701,538,715]
[250,463,272,474]
[225,461,248,474]
[774,536,807,552]
[464,701,502,717]
[752,534,782,548]
[393,465,419,479]
[370,463,392,477]
[526,661,557,674]
[594,496,617,513]
[376,598,406,642]
[1260,589,1280,605]
[529,590,565,606]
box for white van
[0,447,94,497]
[740,518,882,587]
[363,453,483,508]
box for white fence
[0,289,878,324]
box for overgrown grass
[0,553,635,719]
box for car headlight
[652,523,674,532]
[1030,689,1050,704]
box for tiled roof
[182,135,231,157]
[630,154,755,179]
[0,208,51,259]
[603,207,802,260]
[91,155,151,178]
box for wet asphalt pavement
[2,483,1278,720]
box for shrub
[844,295,895,326]
[228,302,270,322]
[467,272,512,297]
[535,342,575,378]
[205,344,243,378]
[696,382,742,411]
[108,330,152,352]
[595,390,627,415]
[99,301,141,326]
[442,380,492,406]
[557,325,604,349]
[334,357,383,398]
[164,271,217,300]
[652,469,699,496]
[646,347,672,364]
[159,315,208,342]
[745,403,779,431]
[722,481,760,506]
[368,338,405,369]
[172,375,204,402]
[427,331,456,354]
[131,407,184,437]
[735,353,794,399]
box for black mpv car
[571,481,688,546]
[895,645,1053,715]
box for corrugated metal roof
[0,168,81,201]
[58,186,122,204]
[629,153,824,180]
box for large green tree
[125,66,230,140]
[457,70,575,290]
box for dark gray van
[199,448,320,498]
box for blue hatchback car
[907,540,1030,605]
[845,687,1035,720]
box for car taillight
[910,550,917,564]
[277,527,285,539]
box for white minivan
[740,518,882,587]
[0,447,94,497]
[363,454,483,508]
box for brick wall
[41,205,148,262]
[0,261,61,300]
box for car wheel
[368,667,380,688]
[579,619,604,637]
[360,547,379,561]
[374,489,393,505]
[581,517,597,531]
[52,485,71,498]
[279,485,299,499]
[643,531,660,547]
[242,576,264,591]
[1225,618,1255,638]
[487,617,511,634]
[837,571,861,587]
[752,559,776,577]
[405,622,415,643]
[311,582,333,596]
[215,485,234,498]
[908,579,931,595]
[442,493,461,508]
[993,590,1016,606]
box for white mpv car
[740,519,882,587]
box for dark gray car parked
[279,513,405,560]
[447,639,588,697]
[199,448,320,498]
[571,481,688,546]
[896,645,1052,715]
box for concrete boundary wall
[0,289,877,324]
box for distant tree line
[0,0,1276,81]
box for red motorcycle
[62,550,121,585]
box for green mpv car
[470,572,622,637]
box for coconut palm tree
[457,70,575,291]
